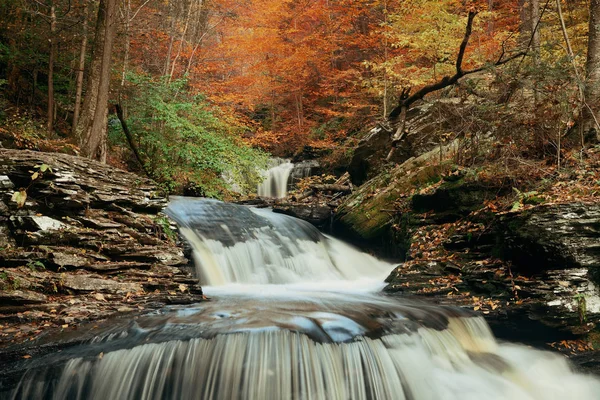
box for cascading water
[4,197,600,400]
[165,198,390,286]
[257,159,294,199]
[257,159,318,199]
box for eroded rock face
[0,149,203,346]
[347,102,459,186]
[495,203,600,276]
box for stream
[4,197,600,399]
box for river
[4,197,600,399]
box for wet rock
[272,204,332,229]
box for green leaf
[510,201,522,212]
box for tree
[585,0,600,139]
[47,0,56,134]
[118,73,268,196]
[385,9,525,160]
[72,0,89,134]
[78,0,117,160]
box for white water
[257,159,294,199]
[7,198,600,400]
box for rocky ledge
[0,149,203,347]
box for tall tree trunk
[47,2,56,135]
[81,0,117,159]
[585,0,600,138]
[121,0,130,88]
[169,0,193,81]
[72,0,89,135]
[163,0,176,76]
[531,0,540,104]
[76,0,106,144]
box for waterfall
[257,159,294,199]
[5,198,600,400]
[257,159,318,199]
[165,197,390,286]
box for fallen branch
[309,184,352,194]
[114,103,153,179]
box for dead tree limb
[310,184,352,194]
[385,11,526,161]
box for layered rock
[347,101,461,185]
[0,149,203,346]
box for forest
[0,0,598,197]
[4,1,600,395]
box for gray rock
[272,204,332,229]
[0,290,47,304]
[496,203,600,277]
[61,275,142,293]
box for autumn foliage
[0,0,596,191]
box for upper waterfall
[257,159,294,199]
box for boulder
[347,101,460,185]
[334,140,459,255]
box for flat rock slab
[61,275,142,294]
[0,290,47,305]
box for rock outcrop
[347,101,460,186]
[495,203,600,276]
[0,149,203,346]
[337,146,600,338]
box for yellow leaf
[11,189,27,208]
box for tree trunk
[75,0,106,144]
[72,0,89,135]
[163,0,176,76]
[121,0,130,87]
[169,0,193,82]
[81,0,117,159]
[585,0,600,139]
[531,0,540,103]
[518,0,531,48]
[47,2,56,135]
